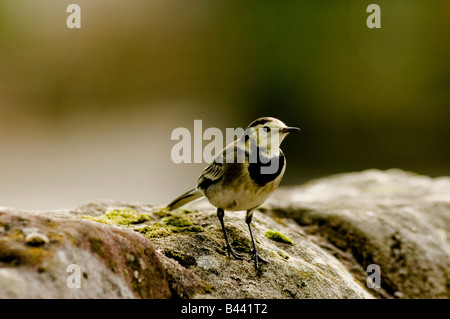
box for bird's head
[241,117,300,152]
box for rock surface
[269,169,450,299]
[0,169,449,298]
[0,208,171,298]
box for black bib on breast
[247,144,285,187]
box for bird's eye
[262,126,270,133]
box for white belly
[205,174,282,211]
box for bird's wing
[197,141,246,190]
[197,159,224,189]
[203,161,224,180]
[196,143,234,190]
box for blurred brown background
[1,1,449,210]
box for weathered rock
[0,208,171,298]
[72,200,373,298]
[140,206,374,298]
[0,169,449,299]
[268,169,450,298]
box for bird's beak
[281,126,300,133]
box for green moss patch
[0,230,53,267]
[136,224,175,238]
[82,207,152,226]
[153,208,194,218]
[82,207,204,239]
[163,249,197,267]
[135,215,204,239]
[277,251,290,260]
[265,230,293,245]
[165,216,194,228]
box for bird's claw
[226,244,246,260]
[250,250,268,270]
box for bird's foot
[250,250,268,270]
[225,244,246,260]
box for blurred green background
[0,0,449,210]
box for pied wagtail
[167,117,300,270]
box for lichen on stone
[134,214,204,239]
[0,228,52,267]
[164,216,194,228]
[265,230,294,245]
[277,251,290,260]
[163,249,197,267]
[82,207,152,225]
[153,207,194,218]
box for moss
[136,222,204,239]
[136,224,173,238]
[265,230,294,245]
[89,237,104,255]
[277,251,289,260]
[175,225,204,233]
[108,260,118,270]
[163,249,197,267]
[230,236,250,253]
[152,207,172,218]
[165,216,193,228]
[82,207,152,226]
[179,208,195,214]
[0,229,51,267]
[82,207,203,239]
[135,214,204,239]
[0,245,49,267]
[154,207,194,218]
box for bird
[166,117,300,270]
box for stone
[0,207,171,298]
[25,232,49,247]
[268,169,450,298]
[0,169,448,299]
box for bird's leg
[217,208,245,260]
[246,210,268,270]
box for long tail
[167,189,204,211]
